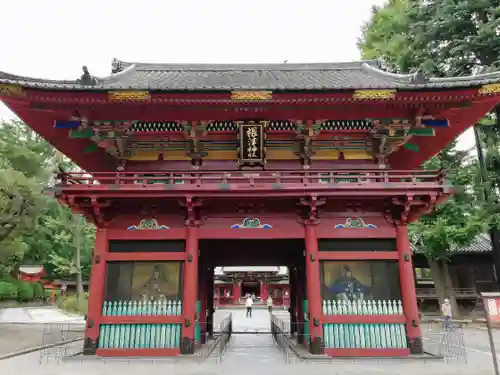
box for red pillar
[206,267,215,338]
[181,225,198,354]
[262,280,268,300]
[396,224,422,354]
[84,228,108,355]
[305,224,324,354]
[289,268,297,334]
[296,267,305,344]
[283,287,290,307]
[199,266,207,344]
[233,280,241,304]
[213,287,218,309]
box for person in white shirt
[441,298,453,331]
[245,295,253,318]
[266,296,273,312]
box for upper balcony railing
[54,169,448,196]
[416,288,478,299]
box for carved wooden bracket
[181,196,202,226]
[184,121,208,167]
[406,194,439,222]
[385,194,442,225]
[90,197,111,227]
[298,195,325,225]
[295,121,320,169]
[385,195,414,225]
[65,196,85,216]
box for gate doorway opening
[199,239,304,336]
[241,281,260,297]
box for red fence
[56,169,445,190]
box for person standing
[441,298,453,331]
[245,294,253,318]
[60,283,67,297]
[266,296,273,313]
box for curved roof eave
[361,62,500,89]
[0,63,138,90]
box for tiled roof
[1,59,500,91]
[411,233,492,254]
[18,265,44,274]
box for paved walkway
[0,307,83,324]
[215,306,276,332]
[0,307,83,357]
[2,308,500,374]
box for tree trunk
[427,257,446,308]
[441,261,461,317]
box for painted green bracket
[408,128,435,136]
[70,129,94,139]
[84,143,99,153]
[403,143,420,152]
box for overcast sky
[0,0,474,151]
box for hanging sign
[239,122,265,164]
[483,293,500,322]
[481,292,500,375]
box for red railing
[56,169,445,187]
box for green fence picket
[98,299,182,349]
[321,299,407,349]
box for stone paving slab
[2,308,500,375]
[0,350,497,375]
[0,307,83,324]
[0,324,47,357]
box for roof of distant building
[18,265,44,275]
[411,233,492,254]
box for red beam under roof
[389,98,499,169]
[1,85,500,171]
[4,100,117,173]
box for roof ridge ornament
[409,65,427,84]
[111,58,124,74]
[77,66,97,86]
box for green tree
[359,0,500,312]
[22,200,94,282]
[411,143,485,315]
[0,119,93,283]
[46,206,94,308]
[0,120,61,180]
[359,0,500,76]
[0,120,50,269]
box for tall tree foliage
[0,120,50,266]
[0,119,94,295]
[360,0,500,75]
[359,0,500,312]
[411,143,484,314]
